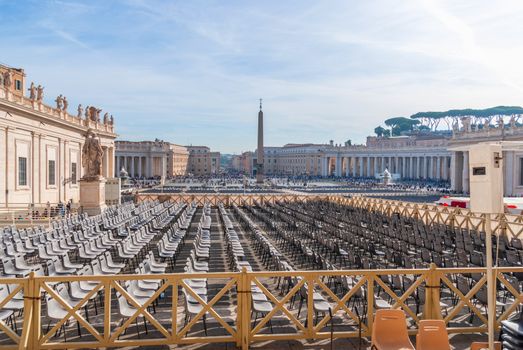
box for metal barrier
[0,266,521,349]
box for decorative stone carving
[77,104,83,118]
[109,115,114,125]
[497,116,504,129]
[510,115,517,129]
[28,82,36,100]
[452,119,459,134]
[55,94,64,110]
[85,105,90,119]
[63,96,68,112]
[103,112,109,124]
[36,85,44,102]
[460,117,472,133]
[81,129,104,180]
[3,70,12,89]
[483,119,490,131]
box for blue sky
[1,0,523,153]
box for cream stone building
[186,146,221,176]
[244,125,523,196]
[0,64,117,211]
[115,140,189,178]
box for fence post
[18,273,33,350]
[366,274,374,337]
[423,263,443,320]
[30,272,41,350]
[240,267,250,350]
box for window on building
[18,157,27,186]
[48,160,56,185]
[71,162,77,185]
[15,80,22,90]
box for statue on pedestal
[461,117,472,133]
[28,82,36,100]
[497,116,504,129]
[103,112,109,124]
[55,94,64,110]
[82,129,104,181]
[3,70,12,89]
[483,119,490,131]
[36,85,44,102]
[109,115,114,125]
[63,96,68,112]
[510,115,517,129]
[77,104,83,118]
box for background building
[115,140,189,178]
[0,64,117,211]
[186,146,221,176]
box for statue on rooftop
[461,117,472,133]
[510,115,517,129]
[36,85,44,102]
[103,112,109,124]
[63,96,68,112]
[483,118,490,131]
[452,119,459,134]
[85,105,90,119]
[497,116,504,129]
[82,129,104,180]
[77,104,83,118]
[28,82,36,100]
[3,70,12,89]
[109,115,114,125]
[55,94,64,110]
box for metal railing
[0,265,521,349]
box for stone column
[428,156,433,180]
[436,156,441,180]
[373,156,378,178]
[358,157,363,177]
[335,155,342,177]
[462,151,470,193]
[442,156,449,181]
[352,157,357,177]
[146,155,151,178]
[366,156,371,178]
[402,157,407,178]
[345,157,350,177]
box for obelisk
[256,99,264,183]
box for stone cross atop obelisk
[256,99,264,183]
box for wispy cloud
[1,0,523,153]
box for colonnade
[321,154,451,181]
[114,154,166,178]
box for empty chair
[416,320,450,350]
[371,309,415,350]
[470,342,501,350]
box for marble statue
[36,85,44,102]
[85,105,90,119]
[28,82,36,100]
[103,112,109,124]
[452,119,459,134]
[81,129,104,180]
[483,119,490,131]
[3,71,12,89]
[88,106,98,121]
[77,104,83,118]
[96,108,102,122]
[55,94,64,110]
[109,115,114,125]
[497,116,504,129]
[63,96,68,111]
[510,115,517,129]
[461,117,472,133]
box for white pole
[485,214,495,349]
